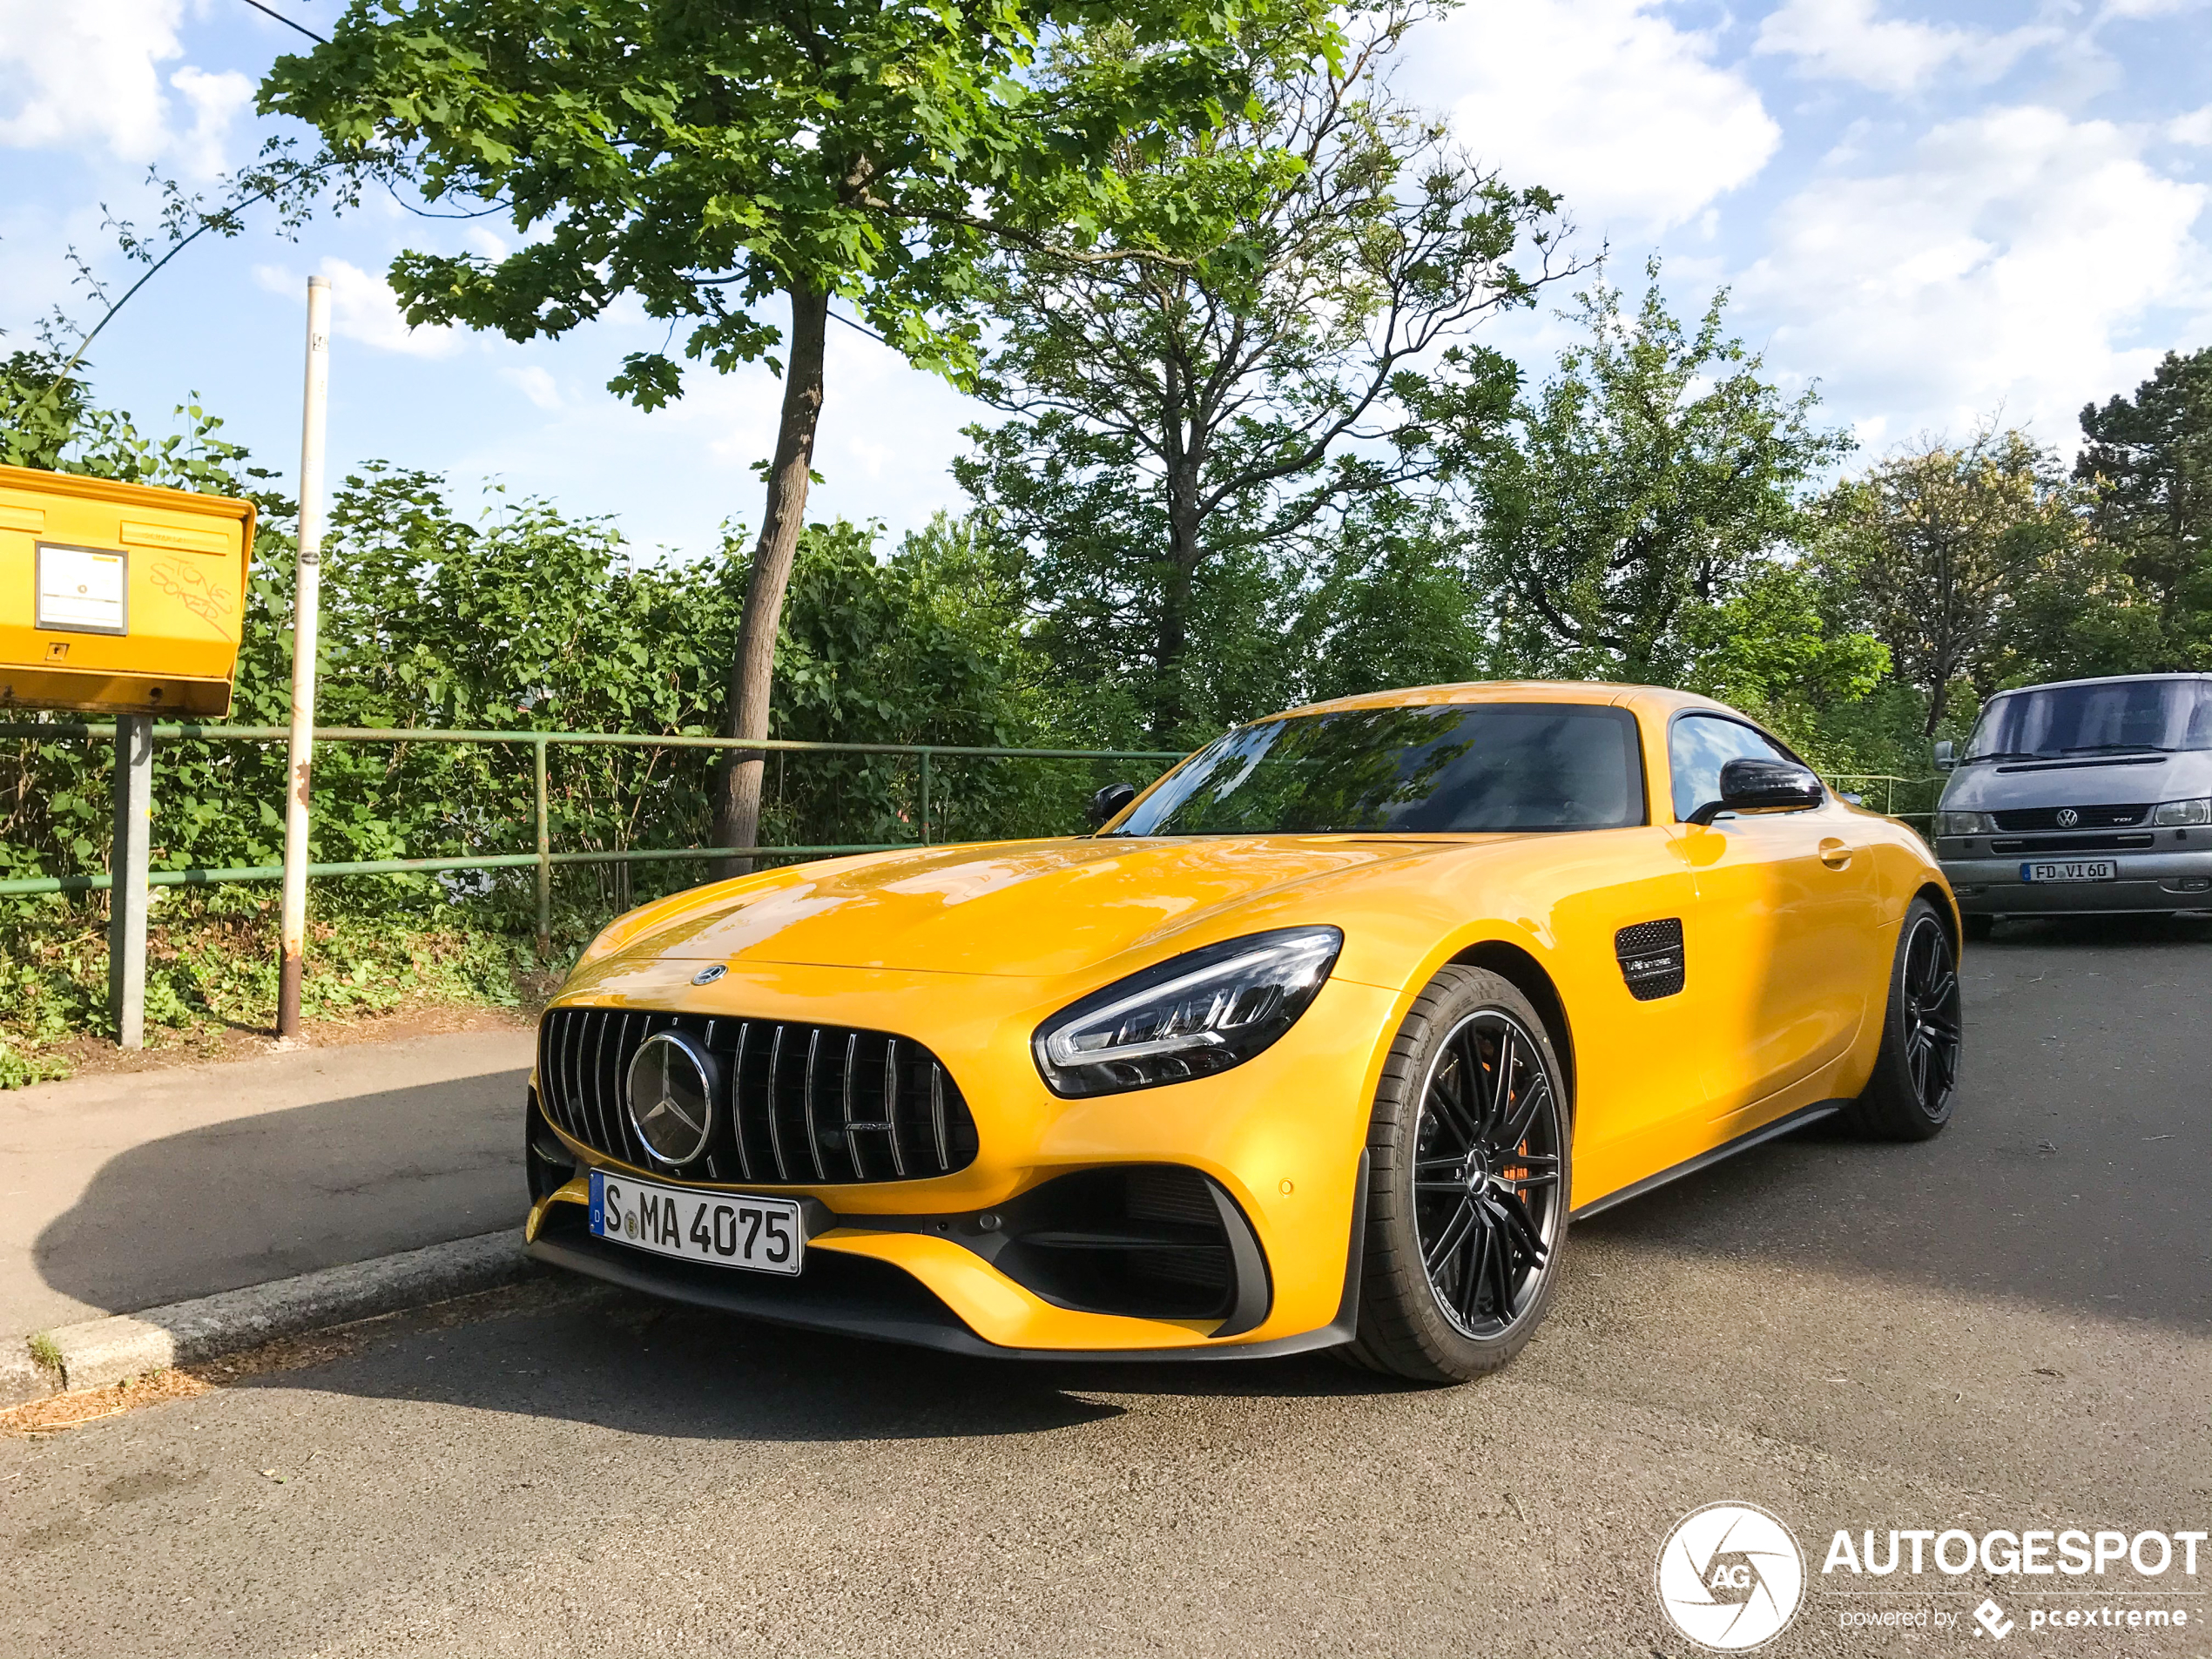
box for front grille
[537,1007,978,1184]
[1991,804,2147,831]
[1988,833,2155,853]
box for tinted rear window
[1110,704,1646,836]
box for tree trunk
[713,281,829,875]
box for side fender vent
[1615,918,1686,1001]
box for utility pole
[278,274,329,1039]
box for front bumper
[1939,847,2212,915]
[522,966,1401,1358]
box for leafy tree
[1677,561,1888,738]
[1817,428,2084,736]
[1472,267,1852,685]
[262,0,1326,862]
[956,3,1564,743]
[1291,490,1494,703]
[2075,347,2212,665]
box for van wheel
[1843,898,1961,1141]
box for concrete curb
[17,1230,536,1398]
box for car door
[1668,712,1884,1121]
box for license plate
[589,1170,803,1277]
[2020,860,2118,883]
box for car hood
[603,835,1464,979]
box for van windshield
[1964,679,2212,761]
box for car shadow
[211,1278,1414,1446]
[30,1070,529,1322]
[1573,912,2211,1331]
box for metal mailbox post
[0,463,257,1046]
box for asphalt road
[3,919,2208,1658]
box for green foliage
[0,364,1104,1076]
[960,4,1560,743]
[2075,347,2212,666]
[1815,427,2094,735]
[260,0,1331,405]
[1474,266,1855,685]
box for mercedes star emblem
[692,964,727,985]
[625,1030,716,1166]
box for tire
[1342,966,1571,1384]
[1841,897,1962,1142]
[1963,913,1993,942]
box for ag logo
[1656,1501,1805,1651]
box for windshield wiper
[2057,743,2175,756]
[1963,750,2040,764]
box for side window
[1669,715,1795,822]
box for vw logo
[2055,807,2080,828]
[625,1030,716,1166]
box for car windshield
[1109,703,1646,836]
[1963,678,2212,761]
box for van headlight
[1033,927,1343,1098]
[2154,797,2211,826]
[1934,811,1993,836]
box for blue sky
[2,0,2207,557]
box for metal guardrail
[0,722,1189,950]
[1827,772,1943,823]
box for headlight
[1934,811,1993,836]
[1033,927,1343,1098]
[2154,797,2211,826]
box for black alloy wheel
[1345,966,1571,1382]
[1411,1009,1563,1339]
[1843,896,1962,1141]
[1899,914,1962,1109]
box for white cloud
[2170,106,2212,145]
[253,258,466,358]
[1404,0,1780,234]
[1739,106,2209,440]
[1756,0,2058,95]
[0,0,245,175]
[502,365,563,410]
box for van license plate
[2020,860,2118,883]
[589,1170,803,1276]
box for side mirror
[1933,739,1956,772]
[1687,758,1824,826]
[1085,782,1137,830]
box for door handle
[1817,837,1853,869]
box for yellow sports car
[523,682,1962,1381]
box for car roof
[1983,672,2212,700]
[1268,680,1740,722]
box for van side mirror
[1933,739,1955,772]
[1687,758,1824,826]
[1085,782,1137,830]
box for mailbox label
[36,543,128,636]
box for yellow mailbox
[0,462,257,718]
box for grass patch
[0,889,587,1087]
